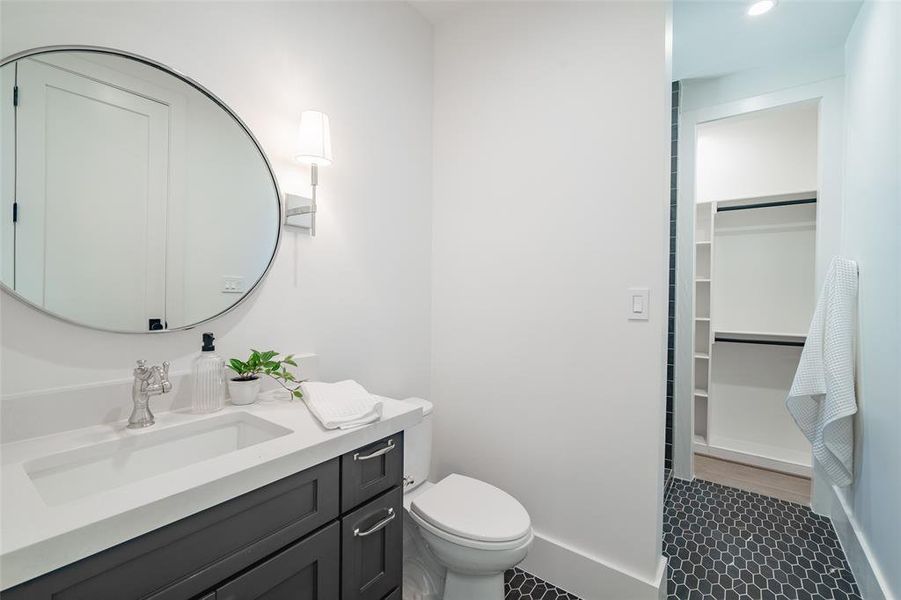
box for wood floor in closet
[694,455,811,506]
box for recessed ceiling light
[748,0,776,16]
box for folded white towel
[301,380,383,430]
[786,257,858,487]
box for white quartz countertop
[0,396,422,590]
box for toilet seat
[411,510,533,551]
[410,474,532,551]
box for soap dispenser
[192,332,225,413]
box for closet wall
[693,102,818,475]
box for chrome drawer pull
[354,508,395,537]
[353,438,395,461]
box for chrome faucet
[128,360,172,429]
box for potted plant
[227,350,303,406]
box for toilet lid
[410,474,531,543]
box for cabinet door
[341,487,402,600]
[341,434,403,512]
[4,460,339,600]
[216,522,339,600]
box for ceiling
[674,0,862,80]
[410,0,862,81]
[409,1,473,24]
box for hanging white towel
[786,257,858,487]
[301,380,383,430]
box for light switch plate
[628,287,650,321]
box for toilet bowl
[401,398,533,600]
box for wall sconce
[285,110,333,235]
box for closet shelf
[695,278,711,283]
[695,317,710,322]
[696,240,711,246]
[713,330,806,347]
[714,191,817,212]
[694,353,709,360]
[693,389,708,398]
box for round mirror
[0,47,281,332]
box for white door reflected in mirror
[0,49,281,332]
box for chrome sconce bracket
[284,164,319,235]
[284,192,316,234]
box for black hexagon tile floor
[506,478,862,600]
[664,478,862,600]
[505,568,581,599]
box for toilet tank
[402,397,433,493]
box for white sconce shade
[294,110,333,166]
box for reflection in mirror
[0,49,280,332]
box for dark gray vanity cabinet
[341,487,403,600]
[215,523,340,600]
[3,433,404,600]
[341,435,404,512]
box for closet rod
[717,198,816,213]
[714,337,805,347]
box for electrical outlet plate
[222,276,245,294]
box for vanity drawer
[214,521,339,600]
[341,487,403,600]
[3,459,340,600]
[341,433,403,512]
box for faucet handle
[134,360,151,379]
[160,361,172,394]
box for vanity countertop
[0,396,422,590]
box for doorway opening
[674,98,831,506]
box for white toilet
[402,398,533,600]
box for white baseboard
[694,440,812,478]
[520,531,667,600]
[823,483,893,600]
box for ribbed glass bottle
[192,333,225,413]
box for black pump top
[202,332,216,352]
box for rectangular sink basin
[24,412,292,506]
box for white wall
[431,3,670,598]
[696,102,818,203]
[0,2,433,402]
[708,344,812,469]
[712,206,817,335]
[830,1,901,596]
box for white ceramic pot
[228,377,261,405]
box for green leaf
[293,390,303,398]
[283,355,298,367]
